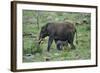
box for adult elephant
[38,22,77,52]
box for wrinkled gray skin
[39,22,76,52]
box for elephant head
[38,24,49,44]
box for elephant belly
[54,35,67,41]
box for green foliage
[22,10,91,62]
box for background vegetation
[22,10,91,62]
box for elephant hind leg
[67,33,76,49]
[68,39,75,49]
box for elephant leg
[68,39,75,49]
[47,36,53,52]
[68,34,75,49]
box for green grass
[22,10,91,62]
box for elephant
[38,22,77,52]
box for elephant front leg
[47,36,53,52]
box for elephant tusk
[38,38,43,44]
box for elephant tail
[75,28,78,45]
